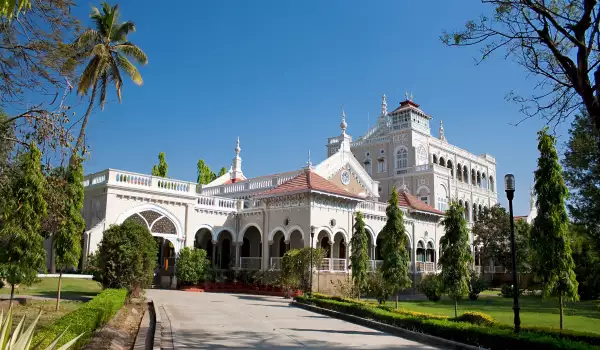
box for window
[363,159,372,175]
[395,148,408,169]
[377,157,386,172]
[416,145,427,166]
[437,184,448,211]
[420,196,429,204]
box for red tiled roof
[390,99,420,114]
[397,189,443,215]
[223,177,244,184]
[258,169,363,199]
[514,215,528,221]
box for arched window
[477,171,482,187]
[395,147,408,169]
[482,173,487,189]
[463,166,469,183]
[447,160,454,177]
[416,145,428,166]
[377,156,386,173]
[457,163,463,181]
[439,157,446,167]
[437,184,448,211]
[418,186,430,205]
[363,159,372,175]
[489,176,495,192]
[432,154,438,164]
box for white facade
[81,95,497,286]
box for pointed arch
[285,225,306,242]
[239,223,263,243]
[268,226,286,243]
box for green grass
[0,299,83,329]
[383,293,600,334]
[1,278,102,299]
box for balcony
[240,257,262,270]
[394,163,451,177]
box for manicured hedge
[32,288,127,349]
[296,295,599,350]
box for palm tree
[73,2,147,159]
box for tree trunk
[10,284,15,303]
[71,84,97,165]
[559,294,563,330]
[454,299,458,317]
[395,292,398,310]
[55,270,63,311]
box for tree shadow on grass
[26,291,97,302]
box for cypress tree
[151,152,168,177]
[53,156,85,310]
[380,187,411,309]
[0,143,47,301]
[531,127,579,330]
[439,201,472,317]
[350,211,369,299]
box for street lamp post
[504,174,521,333]
[309,225,315,299]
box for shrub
[363,270,391,303]
[97,221,157,297]
[176,247,209,286]
[331,278,359,299]
[32,288,127,349]
[468,271,487,300]
[295,294,599,350]
[452,311,496,326]
[83,252,102,282]
[418,274,442,301]
[281,247,326,294]
[500,283,523,298]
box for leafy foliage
[176,247,209,285]
[32,289,126,349]
[97,221,157,296]
[52,157,85,310]
[151,152,168,177]
[443,1,600,132]
[569,223,600,300]
[0,144,47,297]
[531,127,579,329]
[451,311,496,326]
[468,271,487,301]
[196,159,218,184]
[350,212,369,298]
[439,201,472,316]
[364,270,391,303]
[0,0,31,19]
[281,247,326,294]
[0,305,82,350]
[500,283,523,298]
[72,2,148,155]
[380,187,411,306]
[417,274,442,302]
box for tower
[230,137,243,182]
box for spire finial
[405,90,409,100]
[307,150,312,168]
[235,137,241,155]
[340,107,347,134]
[381,94,387,115]
[439,120,446,142]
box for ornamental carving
[392,132,409,145]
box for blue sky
[73,0,570,215]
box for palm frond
[75,29,103,51]
[77,56,101,95]
[90,5,108,37]
[114,43,148,65]
[98,73,109,109]
[91,43,109,58]
[109,57,123,102]
[105,3,118,44]
[116,53,143,85]
[111,20,135,43]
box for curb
[292,301,484,350]
[133,301,152,350]
[152,300,163,350]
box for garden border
[292,300,484,350]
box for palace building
[80,95,498,289]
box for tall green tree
[72,2,148,159]
[569,223,600,300]
[0,143,47,301]
[197,159,214,184]
[439,201,472,317]
[380,187,411,309]
[53,157,85,310]
[532,127,579,330]
[350,211,369,299]
[218,167,227,177]
[151,152,168,177]
[563,112,600,251]
[443,1,600,133]
[472,205,509,268]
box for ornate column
[329,239,334,272]
[235,242,241,269]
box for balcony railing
[198,171,300,196]
[416,261,436,273]
[240,257,262,270]
[270,257,283,270]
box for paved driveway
[147,290,438,349]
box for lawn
[1,278,102,300]
[0,299,82,329]
[384,293,600,334]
